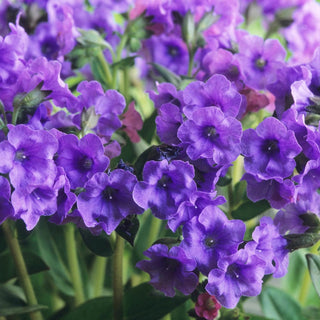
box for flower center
[168,46,179,57]
[157,174,172,189]
[78,155,93,171]
[262,139,279,155]
[15,150,27,162]
[102,186,117,201]
[255,57,267,69]
[204,126,218,140]
[227,263,240,279]
[205,236,216,248]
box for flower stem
[96,50,113,88]
[147,215,163,248]
[91,256,107,298]
[65,223,85,306]
[298,244,319,305]
[113,233,124,320]
[187,47,195,77]
[2,221,43,320]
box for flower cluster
[1,0,320,318]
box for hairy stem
[2,221,43,320]
[113,234,124,320]
[65,223,85,306]
[91,256,107,298]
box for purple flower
[267,65,309,118]
[144,34,189,75]
[167,193,226,232]
[274,202,317,235]
[55,133,109,189]
[178,107,242,164]
[75,81,125,140]
[11,183,58,230]
[283,1,320,64]
[46,0,79,56]
[241,117,302,180]
[206,248,265,309]
[4,57,77,113]
[181,205,246,276]
[48,167,77,225]
[0,176,14,224]
[148,82,184,110]
[0,15,28,86]
[246,217,289,277]
[132,160,196,220]
[77,170,144,235]
[0,124,58,189]
[136,244,198,297]
[235,34,286,90]
[201,48,243,83]
[182,74,243,119]
[156,103,183,145]
[282,108,320,169]
[243,173,295,209]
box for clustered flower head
[1,0,320,316]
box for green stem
[91,256,107,298]
[65,223,85,306]
[112,34,129,90]
[231,156,244,187]
[2,221,43,320]
[298,244,319,305]
[113,234,124,320]
[147,215,163,248]
[97,50,113,88]
[187,47,195,77]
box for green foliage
[79,228,114,257]
[116,215,140,246]
[35,220,74,296]
[59,283,188,320]
[0,284,47,317]
[306,253,320,297]
[259,286,306,320]
[0,250,49,283]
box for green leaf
[0,283,46,316]
[111,56,137,70]
[79,228,113,257]
[182,11,195,45]
[15,219,33,240]
[60,283,187,320]
[244,315,274,320]
[139,110,157,144]
[77,28,113,51]
[231,199,270,221]
[0,250,49,283]
[306,253,320,297]
[196,10,220,33]
[259,286,305,320]
[35,220,74,296]
[59,297,113,320]
[153,237,180,247]
[151,63,181,87]
[116,215,140,246]
[302,306,320,320]
[0,227,6,253]
[13,81,51,110]
[124,283,189,320]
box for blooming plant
[1,1,320,320]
